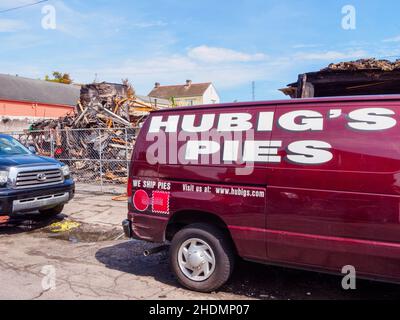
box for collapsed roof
[280,59,400,99]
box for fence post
[50,129,55,158]
[99,129,103,192]
[125,128,129,179]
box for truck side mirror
[28,146,36,154]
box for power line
[0,0,49,14]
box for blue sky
[1,0,400,102]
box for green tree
[45,72,73,84]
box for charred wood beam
[295,74,315,98]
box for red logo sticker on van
[152,191,170,215]
[133,190,150,212]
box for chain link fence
[2,127,140,193]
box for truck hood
[0,154,61,169]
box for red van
[123,95,400,292]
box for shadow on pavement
[95,240,177,287]
[224,259,400,300]
[96,240,400,300]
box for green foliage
[170,96,177,107]
[45,72,72,85]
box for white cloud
[294,50,368,61]
[0,19,27,32]
[65,47,374,94]
[0,33,46,50]
[51,0,90,37]
[292,44,320,49]
[188,45,268,63]
[383,35,400,43]
[68,45,276,92]
[131,20,168,28]
[52,1,167,39]
[0,62,43,79]
[69,48,292,93]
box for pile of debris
[31,80,157,130]
[22,81,165,185]
[323,58,400,72]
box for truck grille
[15,169,63,189]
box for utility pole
[252,81,255,101]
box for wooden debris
[22,81,168,184]
[30,81,164,131]
[323,58,400,72]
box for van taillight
[127,178,133,197]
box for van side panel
[129,97,400,283]
[266,101,400,281]
[166,181,266,260]
[128,179,266,259]
[130,107,275,260]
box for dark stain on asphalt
[0,214,64,234]
[1,214,124,243]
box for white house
[148,80,220,107]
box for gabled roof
[148,82,211,99]
[0,74,80,106]
[136,95,171,106]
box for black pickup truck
[0,134,74,218]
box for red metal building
[0,74,80,131]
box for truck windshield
[0,136,30,156]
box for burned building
[280,59,400,99]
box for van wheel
[170,223,235,293]
[39,204,64,217]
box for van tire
[170,223,235,293]
[39,204,64,217]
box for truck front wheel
[170,223,235,293]
[39,204,64,217]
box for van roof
[152,94,400,114]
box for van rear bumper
[126,212,168,243]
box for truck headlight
[61,165,70,177]
[0,171,9,185]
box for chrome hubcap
[178,238,216,282]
